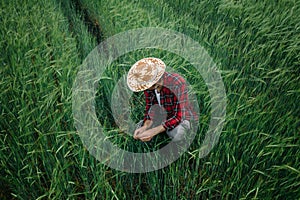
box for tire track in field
[58,0,104,45]
[71,0,104,44]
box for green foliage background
[1,0,299,199]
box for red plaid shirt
[143,72,197,130]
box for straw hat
[127,57,166,92]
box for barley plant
[1,0,299,199]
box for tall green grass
[1,0,299,199]
[75,0,299,198]
[0,0,100,199]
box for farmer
[127,57,197,142]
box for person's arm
[134,90,154,140]
[143,119,153,129]
[143,90,155,122]
[162,80,187,130]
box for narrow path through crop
[58,0,104,44]
[72,0,103,44]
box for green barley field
[1,0,299,199]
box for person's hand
[138,129,156,142]
[138,125,165,142]
[134,126,146,140]
[140,136,152,142]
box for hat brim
[127,57,166,92]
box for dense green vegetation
[1,0,299,199]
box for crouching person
[127,57,198,143]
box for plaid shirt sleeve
[143,90,154,122]
[161,77,188,130]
